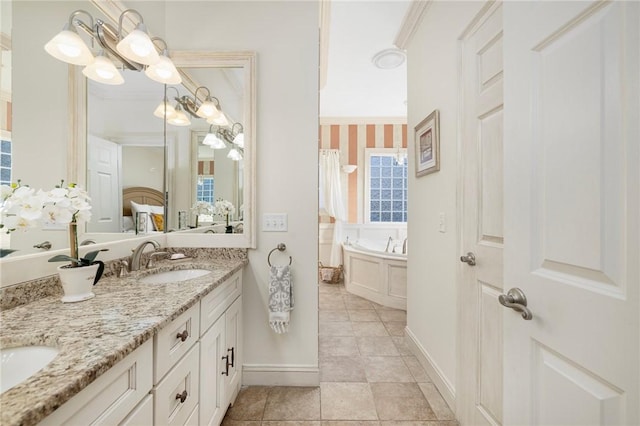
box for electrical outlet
[262,213,288,232]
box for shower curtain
[319,149,346,267]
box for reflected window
[1,140,11,186]
[197,176,215,204]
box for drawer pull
[228,347,235,368]
[176,330,189,342]
[175,390,188,403]
[221,355,230,376]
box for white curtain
[319,149,346,266]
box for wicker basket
[318,262,343,284]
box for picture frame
[414,110,440,177]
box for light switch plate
[262,213,288,232]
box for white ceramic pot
[57,263,99,303]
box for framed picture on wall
[414,110,440,177]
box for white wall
[405,1,483,405]
[164,1,320,383]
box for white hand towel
[268,265,294,333]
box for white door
[87,135,121,233]
[503,1,639,424]
[224,297,242,405]
[199,317,226,426]
[459,2,504,425]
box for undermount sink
[1,346,59,393]
[139,269,212,284]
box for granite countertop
[0,256,247,426]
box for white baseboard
[405,327,456,409]
[242,364,320,387]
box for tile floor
[222,281,458,425]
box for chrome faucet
[402,238,408,254]
[129,240,161,271]
[385,236,393,252]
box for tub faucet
[402,238,408,254]
[130,240,161,271]
[385,236,393,252]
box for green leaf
[82,249,109,263]
[48,254,78,263]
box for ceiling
[319,0,410,119]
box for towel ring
[268,243,292,267]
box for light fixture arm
[69,10,94,31]
[194,86,211,103]
[231,122,244,136]
[117,9,146,41]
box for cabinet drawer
[154,342,200,426]
[200,270,242,336]
[120,394,153,425]
[39,339,153,426]
[155,303,200,383]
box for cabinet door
[224,296,242,404]
[199,316,227,426]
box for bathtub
[342,239,407,310]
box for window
[1,140,11,186]
[365,148,408,223]
[197,177,215,204]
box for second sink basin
[1,346,59,394]
[139,269,212,284]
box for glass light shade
[167,107,191,126]
[206,111,229,127]
[227,148,243,161]
[232,132,245,149]
[116,24,160,66]
[203,133,226,149]
[153,99,176,119]
[145,54,182,84]
[44,25,94,66]
[82,54,124,85]
[195,99,220,119]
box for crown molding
[319,117,407,126]
[394,0,433,50]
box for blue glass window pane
[371,179,380,189]
[381,179,391,189]
[370,189,380,199]
[381,156,392,166]
[381,200,391,211]
[381,167,392,178]
[393,201,403,210]
[1,141,10,153]
[371,201,380,211]
[393,178,403,189]
[381,212,391,221]
[381,190,392,199]
[392,212,403,222]
[371,212,380,221]
[371,156,381,166]
[371,167,380,178]
[1,168,10,182]
[403,213,408,222]
[1,154,10,167]
[393,167,403,177]
[393,190,404,199]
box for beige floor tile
[418,383,455,420]
[320,321,355,336]
[379,422,458,426]
[377,310,407,323]
[221,420,261,426]
[320,356,368,382]
[226,386,270,420]
[403,357,431,383]
[320,294,347,310]
[344,295,375,310]
[320,383,378,420]
[357,336,400,356]
[391,337,413,356]
[262,422,322,426]
[320,336,360,357]
[383,322,406,337]
[319,282,344,294]
[362,356,415,382]
[320,309,350,322]
[370,383,436,421]
[263,387,321,420]
[322,422,381,426]
[348,310,380,322]
[352,322,389,337]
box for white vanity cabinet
[199,270,243,426]
[38,339,153,426]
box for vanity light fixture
[175,86,223,120]
[82,50,124,85]
[167,104,191,126]
[45,8,180,86]
[227,148,243,161]
[153,97,176,119]
[206,111,230,127]
[203,125,227,149]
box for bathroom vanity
[0,255,246,426]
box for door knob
[498,288,533,320]
[460,252,476,266]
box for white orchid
[191,200,213,215]
[213,199,235,216]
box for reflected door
[503,1,639,424]
[87,135,121,233]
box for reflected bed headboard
[122,187,164,216]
